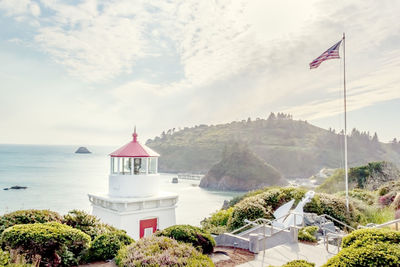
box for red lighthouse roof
[110,129,160,157]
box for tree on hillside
[267,112,276,120]
[372,132,379,143]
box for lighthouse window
[122,158,132,174]
[149,158,157,174]
[112,157,118,174]
[134,158,142,174]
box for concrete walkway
[237,242,335,267]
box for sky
[0,0,399,146]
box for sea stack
[75,147,91,153]
[200,145,287,191]
[88,128,178,239]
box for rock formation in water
[199,145,287,191]
[75,147,91,154]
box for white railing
[358,218,400,231]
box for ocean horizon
[0,144,240,226]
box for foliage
[201,208,233,234]
[146,115,400,178]
[298,226,318,243]
[87,231,134,261]
[341,228,400,249]
[227,196,271,230]
[0,248,10,266]
[0,210,62,235]
[0,222,91,266]
[317,169,347,194]
[200,144,286,191]
[323,242,400,266]
[358,205,394,225]
[324,228,400,266]
[225,187,361,230]
[335,189,377,205]
[115,236,214,267]
[156,225,215,254]
[282,260,315,267]
[63,209,117,240]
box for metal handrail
[319,214,356,231]
[358,218,400,230]
[231,211,305,236]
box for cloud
[1,0,400,144]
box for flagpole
[343,32,349,212]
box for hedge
[341,228,400,248]
[223,187,361,231]
[323,242,400,266]
[156,225,215,254]
[0,210,62,234]
[63,209,118,240]
[298,226,318,243]
[282,260,315,267]
[0,222,90,266]
[115,236,214,267]
[88,230,134,261]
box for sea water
[0,144,240,226]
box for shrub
[341,228,400,249]
[88,231,134,261]
[201,208,233,234]
[63,209,117,240]
[156,225,215,254]
[323,242,400,267]
[0,210,62,234]
[336,189,377,205]
[298,226,318,243]
[115,236,214,267]
[228,195,271,230]
[0,248,10,266]
[282,260,315,267]
[0,222,91,266]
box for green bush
[201,208,233,234]
[228,195,272,230]
[282,260,315,267]
[298,226,318,243]
[87,231,133,261]
[0,222,91,266]
[341,228,400,249]
[115,236,214,267]
[323,242,400,267]
[0,210,62,234]
[156,225,215,254]
[63,209,117,240]
[0,248,10,266]
[336,189,377,205]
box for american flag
[309,40,342,69]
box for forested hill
[146,113,400,178]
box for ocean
[0,144,240,226]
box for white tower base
[88,192,178,240]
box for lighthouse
[88,129,178,240]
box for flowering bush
[156,225,215,254]
[115,236,214,267]
[0,209,62,234]
[0,248,10,266]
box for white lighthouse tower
[88,129,178,240]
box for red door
[139,218,158,238]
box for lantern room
[108,129,161,198]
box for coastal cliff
[199,145,287,191]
